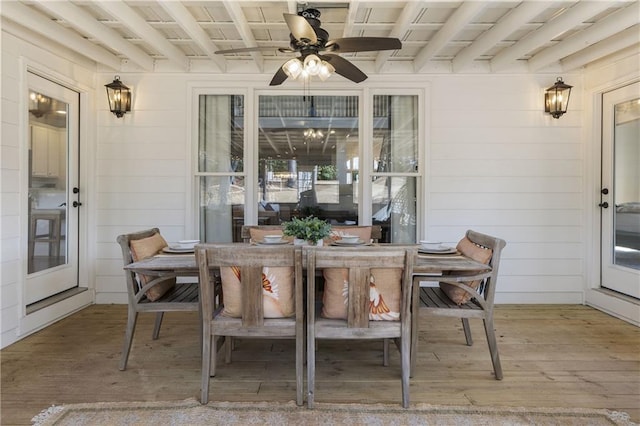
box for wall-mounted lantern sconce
[105,75,131,118]
[545,77,572,119]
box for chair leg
[119,309,138,371]
[401,333,411,408]
[201,331,213,404]
[410,277,420,377]
[383,339,390,366]
[483,317,503,380]
[152,312,164,340]
[296,326,304,406]
[307,326,316,408]
[225,336,232,363]
[461,318,473,346]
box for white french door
[600,82,640,299]
[25,72,80,305]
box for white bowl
[263,235,283,244]
[340,235,360,244]
[177,239,199,249]
[419,240,442,250]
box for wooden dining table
[124,243,490,278]
[124,243,491,374]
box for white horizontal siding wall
[427,74,584,304]
[95,74,191,303]
[94,72,587,305]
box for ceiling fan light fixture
[283,58,303,79]
[303,54,322,76]
[318,61,334,81]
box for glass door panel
[601,82,640,299]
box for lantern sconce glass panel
[105,76,131,118]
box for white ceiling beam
[342,0,360,37]
[34,0,154,71]
[490,1,615,71]
[222,1,264,72]
[414,1,486,72]
[0,1,122,70]
[560,25,640,71]
[97,0,190,71]
[528,1,640,71]
[287,1,298,15]
[375,1,422,72]
[159,1,226,72]
[452,1,551,72]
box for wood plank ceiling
[1,1,638,77]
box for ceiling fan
[214,8,402,86]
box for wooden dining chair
[116,228,199,371]
[196,243,304,405]
[305,245,415,408]
[411,229,506,379]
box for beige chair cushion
[129,233,175,302]
[439,237,493,305]
[220,266,295,318]
[322,267,402,321]
[323,226,383,319]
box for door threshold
[26,287,88,315]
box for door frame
[585,78,640,326]
[25,71,80,303]
[600,82,640,298]
[19,61,93,337]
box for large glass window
[371,95,418,243]
[258,95,360,226]
[196,91,422,244]
[197,95,244,242]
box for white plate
[418,247,457,255]
[163,247,195,254]
[332,239,369,246]
[257,240,290,245]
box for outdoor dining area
[117,222,505,408]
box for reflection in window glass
[371,95,418,243]
[198,95,244,173]
[258,95,359,225]
[199,176,245,242]
[373,95,418,173]
[372,177,416,244]
[198,95,244,242]
[613,98,640,270]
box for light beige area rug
[32,398,637,426]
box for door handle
[72,201,82,208]
[598,202,609,208]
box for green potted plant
[282,216,331,246]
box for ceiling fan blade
[269,67,288,86]
[321,54,367,83]
[284,13,317,44]
[325,37,402,53]
[215,46,285,54]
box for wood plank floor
[2,304,639,425]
